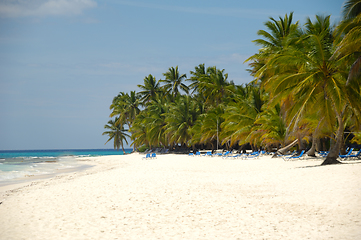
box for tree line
[103,1,361,165]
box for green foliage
[105,3,361,158]
[102,117,130,153]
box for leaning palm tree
[261,15,352,164]
[160,66,189,99]
[102,117,130,153]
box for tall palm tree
[129,112,150,149]
[110,91,141,151]
[199,105,225,150]
[262,15,351,164]
[198,67,233,106]
[110,91,141,129]
[144,94,169,148]
[187,63,208,94]
[221,84,265,148]
[160,66,189,99]
[246,12,300,84]
[249,104,287,151]
[253,12,299,50]
[102,117,130,153]
[164,95,199,147]
[137,74,161,104]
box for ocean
[0,149,132,185]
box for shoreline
[0,164,94,193]
[0,153,360,239]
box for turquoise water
[0,149,131,183]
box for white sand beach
[0,153,360,240]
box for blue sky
[0,0,343,150]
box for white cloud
[0,0,97,18]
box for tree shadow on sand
[296,160,361,169]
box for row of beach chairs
[319,148,361,160]
[188,150,268,159]
[283,148,361,160]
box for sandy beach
[0,153,360,240]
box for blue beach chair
[339,148,354,159]
[284,150,305,161]
[142,153,151,160]
[203,151,212,157]
[243,151,260,159]
[341,149,361,160]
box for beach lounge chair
[284,150,305,160]
[213,152,223,157]
[151,153,157,159]
[189,153,194,156]
[342,149,361,160]
[339,148,354,159]
[243,151,260,159]
[229,153,243,159]
[318,151,328,157]
[195,151,201,156]
[221,151,231,158]
[142,153,151,159]
[203,151,212,157]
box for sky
[0,0,344,150]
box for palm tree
[164,95,199,147]
[110,91,141,129]
[110,91,141,151]
[333,0,361,116]
[144,94,169,148]
[137,74,162,104]
[221,84,265,149]
[160,66,189,99]
[342,0,361,20]
[197,67,233,106]
[129,112,150,149]
[199,105,225,150]
[261,15,351,164]
[246,12,300,84]
[187,63,208,94]
[249,104,287,151]
[102,117,130,153]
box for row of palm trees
[103,0,361,165]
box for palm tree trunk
[322,56,361,164]
[273,139,298,158]
[307,117,323,157]
[322,114,343,165]
[307,134,317,157]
